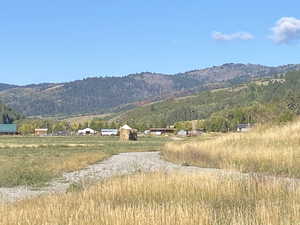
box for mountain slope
[113,70,300,130]
[1,63,300,116]
[0,83,18,92]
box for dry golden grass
[47,151,108,173]
[1,172,299,225]
[163,120,300,177]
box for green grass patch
[0,136,169,187]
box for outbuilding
[35,128,48,136]
[101,129,118,136]
[78,128,96,135]
[0,124,17,135]
[119,125,137,141]
[149,128,176,136]
[190,129,204,136]
[177,130,188,137]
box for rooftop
[0,124,17,133]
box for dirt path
[0,152,230,203]
[0,151,296,203]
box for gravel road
[0,152,228,203]
[0,151,296,204]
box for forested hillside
[114,70,300,130]
[1,63,300,116]
[0,103,23,124]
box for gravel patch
[0,151,296,204]
[0,152,224,203]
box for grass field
[163,120,300,178]
[0,135,169,187]
[1,172,299,225]
[2,125,300,224]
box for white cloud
[271,17,300,44]
[212,31,254,41]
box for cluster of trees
[16,118,123,135]
[117,89,249,129]
[0,103,23,124]
[201,103,295,132]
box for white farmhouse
[78,128,96,135]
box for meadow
[0,172,299,225]
[163,120,300,178]
[0,135,169,187]
[2,122,300,224]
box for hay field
[0,136,168,187]
[163,120,300,177]
[1,172,299,225]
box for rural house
[101,129,118,136]
[177,130,188,137]
[119,125,137,141]
[35,128,48,136]
[78,128,96,135]
[0,124,17,135]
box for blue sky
[1,0,300,85]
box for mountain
[1,63,300,117]
[0,83,18,92]
[112,70,300,130]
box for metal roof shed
[0,124,17,134]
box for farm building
[119,125,137,141]
[190,129,204,136]
[144,130,150,135]
[101,129,118,136]
[0,124,17,135]
[53,131,69,136]
[237,124,251,132]
[177,130,188,137]
[149,128,176,136]
[78,128,96,135]
[35,128,48,136]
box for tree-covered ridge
[0,102,23,124]
[114,70,300,131]
[14,71,300,133]
[1,63,300,117]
